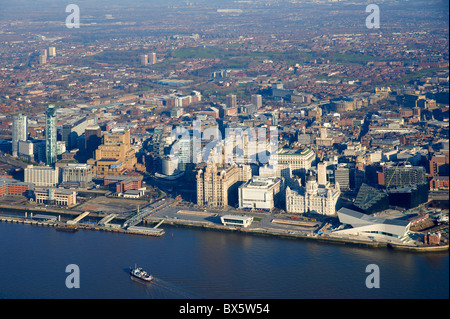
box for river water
[0,221,448,299]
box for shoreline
[148,218,450,253]
[1,204,448,253]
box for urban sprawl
[0,0,448,249]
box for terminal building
[333,207,411,243]
[220,215,253,228]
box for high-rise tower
[45,104,57,166]
[12,114,27,157]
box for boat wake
[130,275,201,299]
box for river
[0,221,448,299]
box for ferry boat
[130,265,153,282]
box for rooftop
[277,148,313,156]
[243,177,281,189]
[338,207,410,227]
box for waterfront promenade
[0,199,448,253]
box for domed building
[285,172,340,216]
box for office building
[18,140,34,162]
[196,162,239,207]
[85,125,102,158]
[384,164,426,188]
[87,128,137,176]
[238,176,282,211]
[34,188,77,206]
[277,148,315,175]
[285,173,340,216]
[24,165,59,187]
[429,154,449,177]
[353,183,389,215]
[103,175,143,193]
[0,178,33,197]
[334,164,350,190]
[45,105,57,166]
[161,155,180,176]
[238,164,253,182]
[317,162,328,186]
[387,184,429,209]
[316,127,334,147]
[61,163,94,188]
[61,116,97,150]
[12,114,27,157]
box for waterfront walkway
[1,201,448,252]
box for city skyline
[0,0,448,302]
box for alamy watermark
[65,4,80,29]
[65,264,80,288]
[365,264,380,289]
[167,120,279,168]
[366,4,380,29]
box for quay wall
[145,218,449,252]
[1,205,448,252]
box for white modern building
[238,176,281,211]
[161,155,180,176]
[12,114,27,157]
[333,207,411,243]
[220,215,253,228]
[18,140,34,162]
[285,174,340,216]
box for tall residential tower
[12,114,28,157]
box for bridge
[98,214,117,226]
[122,198,175,229]
[67,211,90,225]
[153,219,165,229]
